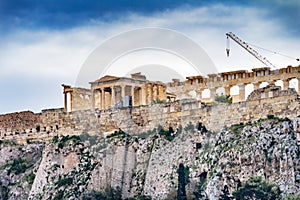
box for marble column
[148,83,153,104]
[91,90,95,110]
[253,82,260,90]
[141,85,147,105]
[298,78,300,94]
[111,87,115,108]
[283,79,289,90]
[224,86,230,96]
[131,86,135,106]
[101,88,105,110]
[210,88,216,102]
[64,92,68,112]
[121,85,125,106]
[238,84,245,102]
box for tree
[215,94,232,104]
[192,172,208,200]
[82,186,122,200]
[177,163,188,200]
[233,177,281,200]
[219,185,232,200]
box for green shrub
[54,190,64,200]
[106,130,126,139]
[284,194,300,200]
[56,177,73,188]
[7,158,34,175]
[57,135,81,149]
[24,173,36,184]
[177,163,187,200]
[36,125,40,132]
[196,143,202,150]
[215,94,232,104]
[0,140,16,146]
[197,122,207,133]
[231,123,245,133]
[267,114,276,119]
[0,181,9,200]
[52,135,59,143]
[82,186,122,200]
[79,133,99,146]
[184,122,195,133]
[233,176,281,200]
[192,172,207,199]
[158,126,175,141]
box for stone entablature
[168,65,300,103]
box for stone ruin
[1,65,300,142]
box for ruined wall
[57,87,300,134]
[56,99,202,136]
[167,65,300,103]
[0,111,41,136]
[206,90,300,131]
[1,87,300,141]
[71,88,92,111]
[41,108,64,132]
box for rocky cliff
[1,116,300,199]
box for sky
[0,0,300,114]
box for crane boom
[226,32,277,69]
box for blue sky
[0,0,300,113]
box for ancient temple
[62,65,300,112]
[62,73,167,112]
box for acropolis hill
[1,65,300,200]
[1,65,300,143]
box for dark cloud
[0,0,268,32]
[1,0,299,36]
[263,0,300,36]
[0,0,204,31]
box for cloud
[0,3,299,113]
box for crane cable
[247,42,300,62]
[226,36,230,57]
[226,35,299,62]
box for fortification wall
[0,111,41,137]
[57,99,202,135]
[1,87,300,142]
[55,86,300,134]
[206,92,300,131]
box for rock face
[0,117,300,199]
[0,141,44,200]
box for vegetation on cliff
[0,141,44,199]
[0,115,300,199]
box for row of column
[199,78,300,103]
[207,84,245,102]
[145,83,166,104]
[91,83,167,110]
[92,85,145,110]
[64,91,72,112]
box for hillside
[0,116,299,199]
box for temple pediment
[92,75,120,83]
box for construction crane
[226,32,299,69]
